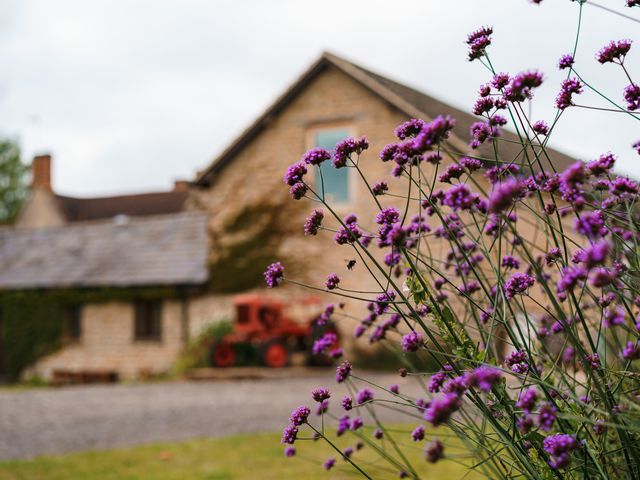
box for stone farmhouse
[0,52,575,381]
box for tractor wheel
[210,341,237,368]
[260,339,289,368]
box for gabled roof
[54,190,188,223]
[195,52,575,186]
[0,212,209,290]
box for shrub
[268,2,640,478]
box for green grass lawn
[0,427,484,480]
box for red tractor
[209,294,339,368]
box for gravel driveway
[0,371,422,460]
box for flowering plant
[267,1,640,478]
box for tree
[0,139,27,224]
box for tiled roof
[195,52,575,186]
[0,212,209,289]
[55,190,188,222]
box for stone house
[0,52,575,381]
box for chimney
[173,180,189,191]
[31,154,52,192]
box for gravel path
[0,371,422,460]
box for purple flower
[516,388,539,413]
[325,273,340,290]
[289,182,307,200]
[373,428,384,439]
[281,424,298,444]
[574,211,607,238]
[532,120,549,135]
[543,434,578,469]
[372,181,388,195]
[341,396,352,411]
[558,54,574,70]
[284,446,296,457]
[604,306,625,328]
[336,361,352,383]
[596,39,632,64]
[311,387,330,403]
[634,139,640,155]
[491,72,510,90]
[313,333,337,355]
[489,178,523,213]
[472,96,495,116]
[584,353,601,370]
[395,118,427,139]
[303,209,324,235]
[624,83,640,111]
[336,415,350,436]
[264,262,284,288]
[429,370,449,393]
[517,415,534,433]
[302,147,331,166]
[466,26,493,61]
[342,447,354,458]
[505,350,529,374]
[504,272,535,298]
[351,416,363,430]
[469,366,502,392]
[501,255,520,270]
[425,438,444,463]
[469,120,499,148]
[323,458,336,470]
[289,406,311,426]
[503,70,544,102]
[333,135,368,168]
[582,241,609,269]
[622,341,640,360]
[555,77,583,110]
[587,153,616,175]
[402,331,423,352]
[356,388,374,405]
[538,403,557,431]
[389,384,400,394]
[283,161,307,186]
[442,184,479,211]
[376,207,400,225]
[424,393,462,426]
[411,425,425,441]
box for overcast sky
[0,0,638,196]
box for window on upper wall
[314,128,351,204]
[134,300,162,342]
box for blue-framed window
[314,129,350,203]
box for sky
[0,0,638,196]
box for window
[134,300,162,341]
[314,128,351,204]
[64,305,82,342]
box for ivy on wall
[0,286,190,381]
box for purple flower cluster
[302,147,331,166]
[489,178,524,213]
[543,434,578,469]
[333,135,368,168]
[311,387,330,402]
[425,438,444,463]
[558,54,574,70]
[442,184,480,211]
[504,272,535,299]
[505,350,529,374]
[264,262,284,288]
[532,120,549,135]
[356,388,374,405]
[468,366,502,392]
[503,70,544,102]
[312,333,337,355]
[466,26,493,61]
[335,360,352,383]
[325,273,340,290]
[402,330,423,352]
[596,39,632,64]
[303,209,324,236]
[372,180,388,196]
[516,387,539,413]
[624,83,640,111]
[555,78,583,110]
[411,425,425,441]
[424,393,462,427]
